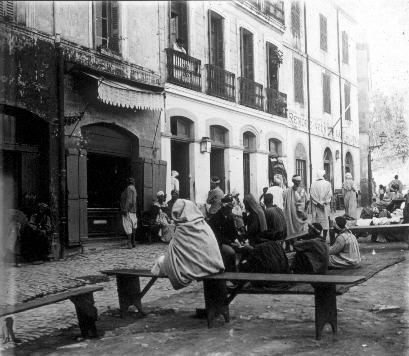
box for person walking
[310,170,332,239]
[342,172,358,219]
[120,177,138,248]
[206,176,224,219]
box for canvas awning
[84,73,163,111]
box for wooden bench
[348,223,409,237]
[101,269,365,340]
[0,285,103,339]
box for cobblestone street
[0,241,200,350]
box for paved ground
[1,240,200,349]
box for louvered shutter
[178,1,188,53]
[323,73,331,114]
[215,17,224,69]
[320,14,327,51]
[240,28,254,80]
[293,58,304,103]
[267,43,279,90]
[291,1,300,38]
[342,31,349,64]
[344,83,351,121]
[110,1,120,53]
[1,1,15,20]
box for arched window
[243,131,256,151]
[345,152,354,177]
[210,125,228,147]
[170,116,193,139]
[268,138,282,157]
[295,143,307,187]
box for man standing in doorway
[207,176,224,219]
[120,177,138,249]
[310,169,333,239]
[283,175,308,238]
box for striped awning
[85,73,163,111]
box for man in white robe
[310,169,333,239]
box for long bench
[101,269,365,340]
[0,285,103,340]
[348,223,409,236]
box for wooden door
[210,148,225,192]
[243,152,250,195]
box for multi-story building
[160,0,360,207]
[0,0,360,254]
[0,1,166,252]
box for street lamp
[368,131,387,203]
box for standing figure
[263,193,287,241]
[28,203,52,262]
[120,177,138,248]
[342,172,358,219]
[388,175,403,194]
[310,170,333,239]
[206,176,224,219]
[170,170,180,195]
[283,175,308,238]
[266,176,284,210]
[151,191,173,242]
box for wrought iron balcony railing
[238,77,264,111]
[266,87,287,117]
[205,64,236,102]
[166,48,201,92]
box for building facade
[160,0,360,207]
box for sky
[350,0,409,94]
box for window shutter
[344,83,351,121]
[110,1,120,53]
[94,1,104,48]
[293,58,304,103]
[240,28,254,80]
[215,17,224,69]
[320,14,327,51]
[342,31,349,64]
[1,1,15,20]
[178,1,188,53]
[267,43,279,90]
[291,1,300,38]
[323,73,331,114]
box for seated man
[263,193,286,241]
[151,191,173,242]
[27,203,52,262]
[208,194,241,272]
[329,216,361,269]
[291,223,329,274]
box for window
[170,117,192,139]
[269,138,282,156]
[209,11,224,68]
[94,1,120,53]
[291,1,301,38]
[266,43,279,90]
[319,14,327,51]
[322,72,331,114]
[0,1,15,21]
[342,31,349,64]
[293,58,304,104]
[170,1,188,53]
[210,125,227,146]
[295,143,307,187]
[265,1,285,24]
[240,28,254,80]
[243,131,256,151]
[344,83,351,121]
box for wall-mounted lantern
[200,137,212,153]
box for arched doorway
[295,143,307,188]
[323,147,334,187]
[170,116,193,199]
[345,152,354,177]
[210,125,228,192]
[81,123,139,237]
[243,131,256,195]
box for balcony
[166,48,201,92]
[238,77,264,111]
[266,88,287,117]
[205,64,236,102]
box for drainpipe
[303,2,312,188]
[336,9,344,184]
[55,34,67,257]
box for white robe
[310,179,332,230]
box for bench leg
[116,276,143,318]
[70,293,98,338]
[203,280,229,328]
[314,284,337,340]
